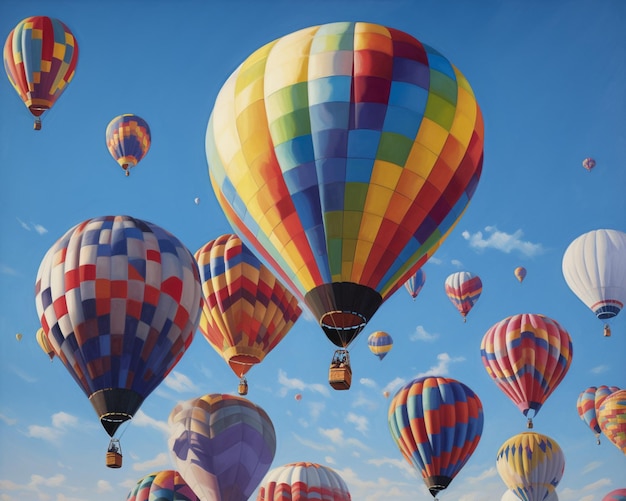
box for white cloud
[0,264,19,276]
[27,412,78,444]
[163,371,200,393]
[451,259,463,267]
[345,412,368,434]
[51,412,77,429]
[132,452,170,471]
[464,466,498,483]
[581,461,602,474]
[383,377,407,396]
[410,325,438,342]
[291,432,335,452]
[415,352,465,378]
[359,378,377,388]
[428,256,442,265]
[16,217,30,230]
[131,410,170,435]
[462,226,544,256]
[33,224,48,235]
[0,414,17,426]
[277,369,330,397]
[15,218,47,234]
[318,428,369,451]
[324,456,335,465]
[96,480,112,493]
[591,364,609,374]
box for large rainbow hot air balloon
[444,271,482,321]
[577,385,620,444]
[480,313,573,428]
[496,432,564,501]
[257,462,351,501]
[206,22,484,383]
[106,114,152,176]
[367,330,393,360]
[388,376,484,498]
[404,269,426,300]
[562,229,626,337]
[597,389,626,456]
[168,394,276,501]
[34,216,202,460]
[3,16,78,130]
[195,234,302,394]
[126,470,200,501]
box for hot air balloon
[582,157,596,172]
[168,394,276,501]
[195,234,302,395]
[383,390,390,398]
[3,16,78,130]
[577,385,620,444]
[194,197,200,205]
[514,267,526,283]
[404,269,426,300]
[444,271,482,321]
[126,470,200,501]
[480,313,573,428]
[562,229,626,337]
[597,389,626,455]
[367,331,393,360]
[35,327,55,361]
[501,489,558,501]
[34,215,202,467]
[105,114,151,176]
[294,393,302,402]
[15,333,22,342]
[257,462,351,501]
[206,22,484,389]
[496,432,564,501]
[602,489,626,501]
[388,376,484,499]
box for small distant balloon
[15,333,22,342]
[383,391,390,398]
[105,114,151,176]
[294,393,302,402]
[194,197,200,205]
[582,157,596,172]
[514,266,527,283]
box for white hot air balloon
[562,229,626,337]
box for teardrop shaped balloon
[577,385,620,444]
[582,157,596,172]
[404,269,426,300]
[597,389,626,455]
[367,330,393,360]
[3,16,79,130]
[195,234,302,385]
[15,333,22,342]
[480,313,573,428]
[106,114,151,176]
[514,266,527,283]
[602,489,626,501]
[34,215,202,437]
[388,376,484,498]
[168,394,276,501]
[206,22,484,351]
[35,327,55,360]
[444,271,482,321]
[496,432,564,501]
[126,470,200,501]
[562,229,626,336]
[257,462,351,501]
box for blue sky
[1,1,625,500]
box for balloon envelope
[3,16,78,127]
[514,266,526,283]
[602,489,626,501]
[480,313,573,424]
[577,386,620,443]
[597,389,626,455]
[257,462,351,501]
[367,331,393,360]
[501,489,558,501]
[34,215,202,437]
[169,394,276,501]
[444,271,482,320]
[388,376,484,497]
[106,114,151,175]
[496,432,564,501]
[404,269,426,300]
[35,327,55,360]
[195,234,302,379]
[126,470,200,501]
[582,157,596,171]
[206,21,484,349]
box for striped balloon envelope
[444,271,482,321]
[195,234,302,383]
[597,389,626,455]
[257,462,351,501]
[388,376,484,498]
[367,331,393,360]
[106,114,152,176]
[404,269,426,300]
[480,313,573,428]
[126,470,200,501]
[496,432,564,501]
[603,488,626,501]
[34,215,202,438]
[577,385,620,444]
[168,394,276,501]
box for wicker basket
[106,451,122,468]
[329,365,352,390]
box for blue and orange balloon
[514,266,527,283]
[126,470,200,501]
[404,269,426,300]
[3,16,79,130]
[367,331,393,360]
[603,489,626,501]
[577,385,620,444]
[445,271,482,321]
[388,376,484,498]
[106,114,151,176]
[206,22,484,353]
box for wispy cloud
[463,466,498,484]
[582,461,602,474]
[131,410,169,435]
[16,217,48,234]
[318,427,370,451]
[291,432,335,452]
[16,217,30,230]
[96,480,113,493]
[415,352,465,378]
[163,371,200,393]
[451,259,463,267]
[26,412,78,444]
[462,226,544,257]
[345,412,368,434]
[277,369,330,397]
[359,378,377,388]
[0,264,19,276]
[132,452,170,471]
[0,414,17,426]
[410,325,438,342]
[33,224,48,235]
[591,364,609,374]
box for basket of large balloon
[106,438,122,469]
[329,349,352,390]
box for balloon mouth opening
[426,476,451,497]
[29,105,49,116]
[321,311,367,331]
[100,413,132,436]
[229,356,261,376]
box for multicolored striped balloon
[207,21,484,349]
[602,488,626,501]
[257,462,351,501]
[597,389,626,455]
[496,432,564,501]
[106,114,152,176]
[404,269,426,300]
[195,234,302,380]
[126,470,200,501]
[168,394,276,501]
[480,313,573,427]
[3,16,79,129]
[34,215,202,437]
[577,386,620,444]
[367,331,393,360]
[388,376,484,497]
[444,271,482,321]
[582,157,596,172]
